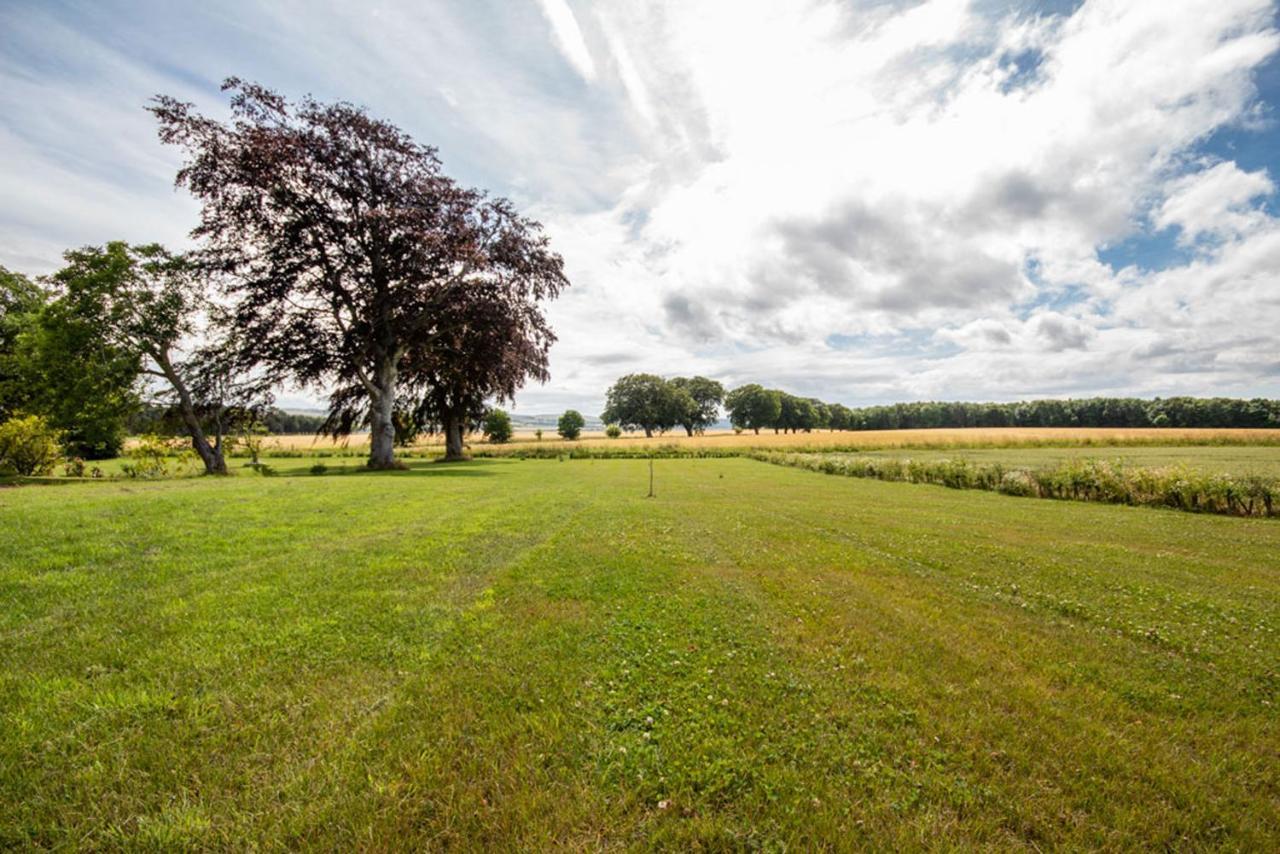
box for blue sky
[2,0,1278,413]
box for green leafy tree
[807,399,831,431]
[776,394,818,433]
[17,308,140,458]
[483,408,513,443]
[827,403,852,431]
[669,376,725,436]
[2,264,140,457]
[0,267,46,421]
[601,373,680,437]
[836,396,1280,431]
[48,242,268,474]
[724,384,781,434]
[557,409,585,440]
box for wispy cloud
[534,0,596,82]
[2,0,1279,413]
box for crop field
[484,426,1280,454]
[2,457,1277,849]
[210,426,1280,459]
[838,444,1280,476]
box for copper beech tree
[324,277,555,461]
[150,79,567,469]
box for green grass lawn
[2,458,1277,849]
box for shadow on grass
[277,457,505,479]
[0,458,508,488]
[0,475,91,489]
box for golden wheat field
[244,426,1280,454]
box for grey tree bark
[366,360,400,469]
[442,415,466,461]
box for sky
[2,0,1279,416]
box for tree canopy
[151,78,567,468]
[557,409,585,440]
[46,242,268,473]
[601,373,683,437]
[724,384,782,434]
[0,267,49,423]
[482,408,513,444]
[669,376,725,436]
[2,263,141,458]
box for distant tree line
[600,373,1280,436]
[839,397,1280,430]
[127,404,327,437]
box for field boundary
[753,451,1278,518]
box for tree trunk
[161,355,226,475]
[684,425,694,437]
[442,414,466,461]
[753,427,759,435]
[367,359,400,469]
[644,427,653,438]
[186,416,226,475]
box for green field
[2,458,1278,848]
[845,444,1280,476]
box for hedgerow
[754,452,1278,518]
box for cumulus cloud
[1154,161,1274,246]
[1032,312,1094,352]
[547,0,1280,405]
[2,0,1279,412]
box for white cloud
[1,0,1279,413]
[537,0,1280,406]
[1155,161,1274,246]
[534,0,596,82]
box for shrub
[534,429,543,441]
[310,463,329,475]
[0,415,62,476]
[605,424,622,439]
[236,420,269,465]
[558,410,585,440]
[483,409,513,444]
[63,457,87,478]
[120,435,170,479]
[997,470,1038,497]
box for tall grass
[755,452,1279,518]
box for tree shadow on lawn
[0,459,506,487]
[289,458,505,479]
[0,475,90,489]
